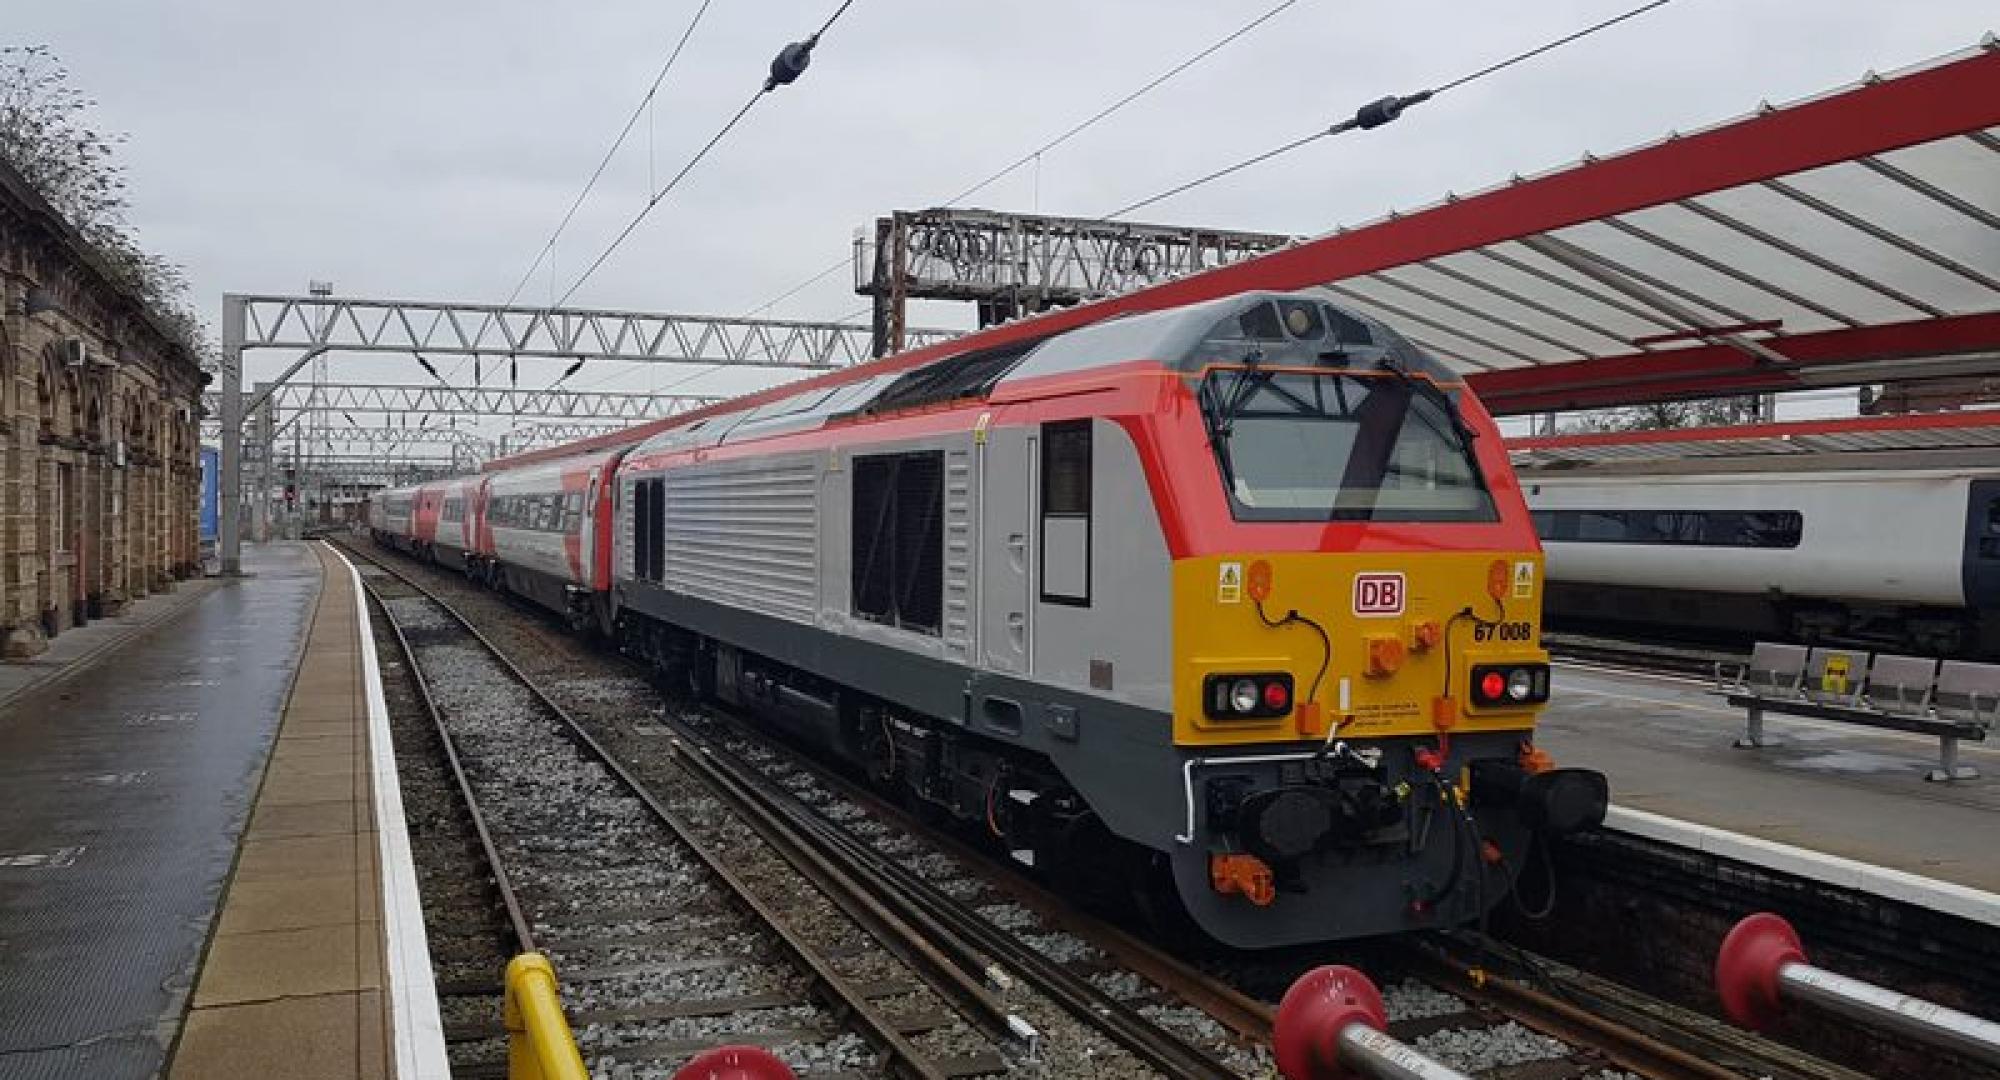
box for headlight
[1507,669,1534,701]
[1203,673,1296,720]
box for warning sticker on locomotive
[1353,573,1406,617]
[1216,562,1243,604]
[1512,560,1535,599]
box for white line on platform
[328,542,452,1080]
[1606,804,2000,928]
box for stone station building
[0,156,206,657]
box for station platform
[0,541,441,1080]
[1541,662,2000,905]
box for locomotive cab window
[1040,421,1091,605]
[852,451,944,635]
[1199,368,1495,523]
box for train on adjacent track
[1514,423,2000,658]
[366,288,1606,948]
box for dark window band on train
[491,492,580,534]
[1532,509,1804,548]
[851,451,944,635]
[847,336,1047,419]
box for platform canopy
[496,38,2000,468]
[1268,37,2000,416]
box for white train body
[1522,461,2000,655]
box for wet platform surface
[168,542,397,1080]
[0,543,317,1080]
[1541,663,2000,892]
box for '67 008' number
[1473,621,1534,643]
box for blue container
[199,446,220,543]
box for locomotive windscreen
[1200,369,1496,523]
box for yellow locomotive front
[1143,292,1605,946]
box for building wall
[0,165,206,658]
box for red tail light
[1470,663,1550,708]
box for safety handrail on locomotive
[1187,294,1607,873]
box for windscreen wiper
[1202,350,1271,444]
[1372,353,1477,444]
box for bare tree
[1564,396,1759,433]
[0,46,213,370]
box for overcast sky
[11,0,1994,449]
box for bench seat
[1716,643,1995,782]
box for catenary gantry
[213,296,949,572]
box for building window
[1532,508,1803,548]
[852,451,943,635]
[1040,420,1091,605]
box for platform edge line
[328,541,452,1079]
[1605,804,2000,928]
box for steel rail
[657,735,1036,1064]
[693,707,1279,1046]
[673,720,1250,1079]
[339,540,975,1080]
[727,715,1280,1045]
[1419,936,1867,1080]
[351,550,538,954]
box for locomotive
[368,288,1606,947]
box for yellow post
[504,952,589,1080]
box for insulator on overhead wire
[1352,90,1432,130]
[766,37,816,90]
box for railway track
[1543,632,1742,680]
[344,538,1868,1080]
[355,550,1012,1078]
[343,541,1256,1078]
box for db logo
[1353,573,1406,617]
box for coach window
[1040,420,1091,605]
[852,451,944,635]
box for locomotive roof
[626,289,1443,459]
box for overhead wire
[453,0,720,395]
[498,0,720,314]
[1102,0,1679,221]
[737,0,1311,322]
[547,0,866,391]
